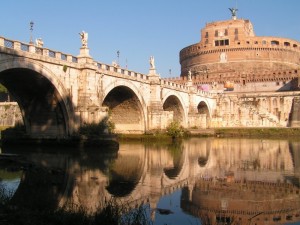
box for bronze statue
[229,7,238,18]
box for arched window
[271,40,279,46]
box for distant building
[179,11,300,92]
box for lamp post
[30,21,34,44]
[117,50,120,66]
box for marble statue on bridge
[149,56,155,69]
[79,31,88,48]
[35,38,44,47]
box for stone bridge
[0,36,216,138]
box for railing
[0,36,213,96]
[0,36,78,64]
[97,62,149,81]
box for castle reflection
[1,138,300,224]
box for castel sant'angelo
[178,8,300,93]
[168,8,300,128]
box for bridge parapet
[0,36,214,98]
[0,36,79,64]
[97,62,149,81]
[161,79,189,91]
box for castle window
[215,30,218,37]
[254,41,258,44]
[205,32,208,38]
[224,29,228,36]
[293,44,298,48]
[284,42,290,46]
[215,39,229,46]
[271,40,279,46]
[234,28,238,34]
[262,40,267,45]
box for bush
[79,117,115,138]
[166,121,189,139]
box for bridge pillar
[147,70,173,130]
[186,82,207,128]
[76,49,107,127]
[289,97,300,127]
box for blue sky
[1,0,300,77]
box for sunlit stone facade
[179,15,300,93]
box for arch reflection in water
[1,138,300,225]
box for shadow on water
[1,138,300,225]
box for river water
[1,137,300,225]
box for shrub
[79,117,115,138]
[166,121,189,139]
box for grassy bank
[214,127,300,138]
[118,127,300,141]
[117,133,171,142]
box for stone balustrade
[0,36,202,95]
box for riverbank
[213,127,300,138]
[1,127,300,146]
[118,127,300,141]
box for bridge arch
[102,81,147,133]
[163,144,186,180]
[162,91,187,126]
[196,100,211,128]
[161,144,190,189]
[0,58,75,138]
[106,144,147,197]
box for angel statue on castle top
[229,7,238,19]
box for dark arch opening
[163,144,185,179]
[197,101,210,128]
[106,154,144,197]
[163,95,184,124]
[0,68,68,138]
[102,86,144,133]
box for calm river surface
[1,137,300,225]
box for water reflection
[0,138,300,225]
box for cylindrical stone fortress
[179,17,300,90]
